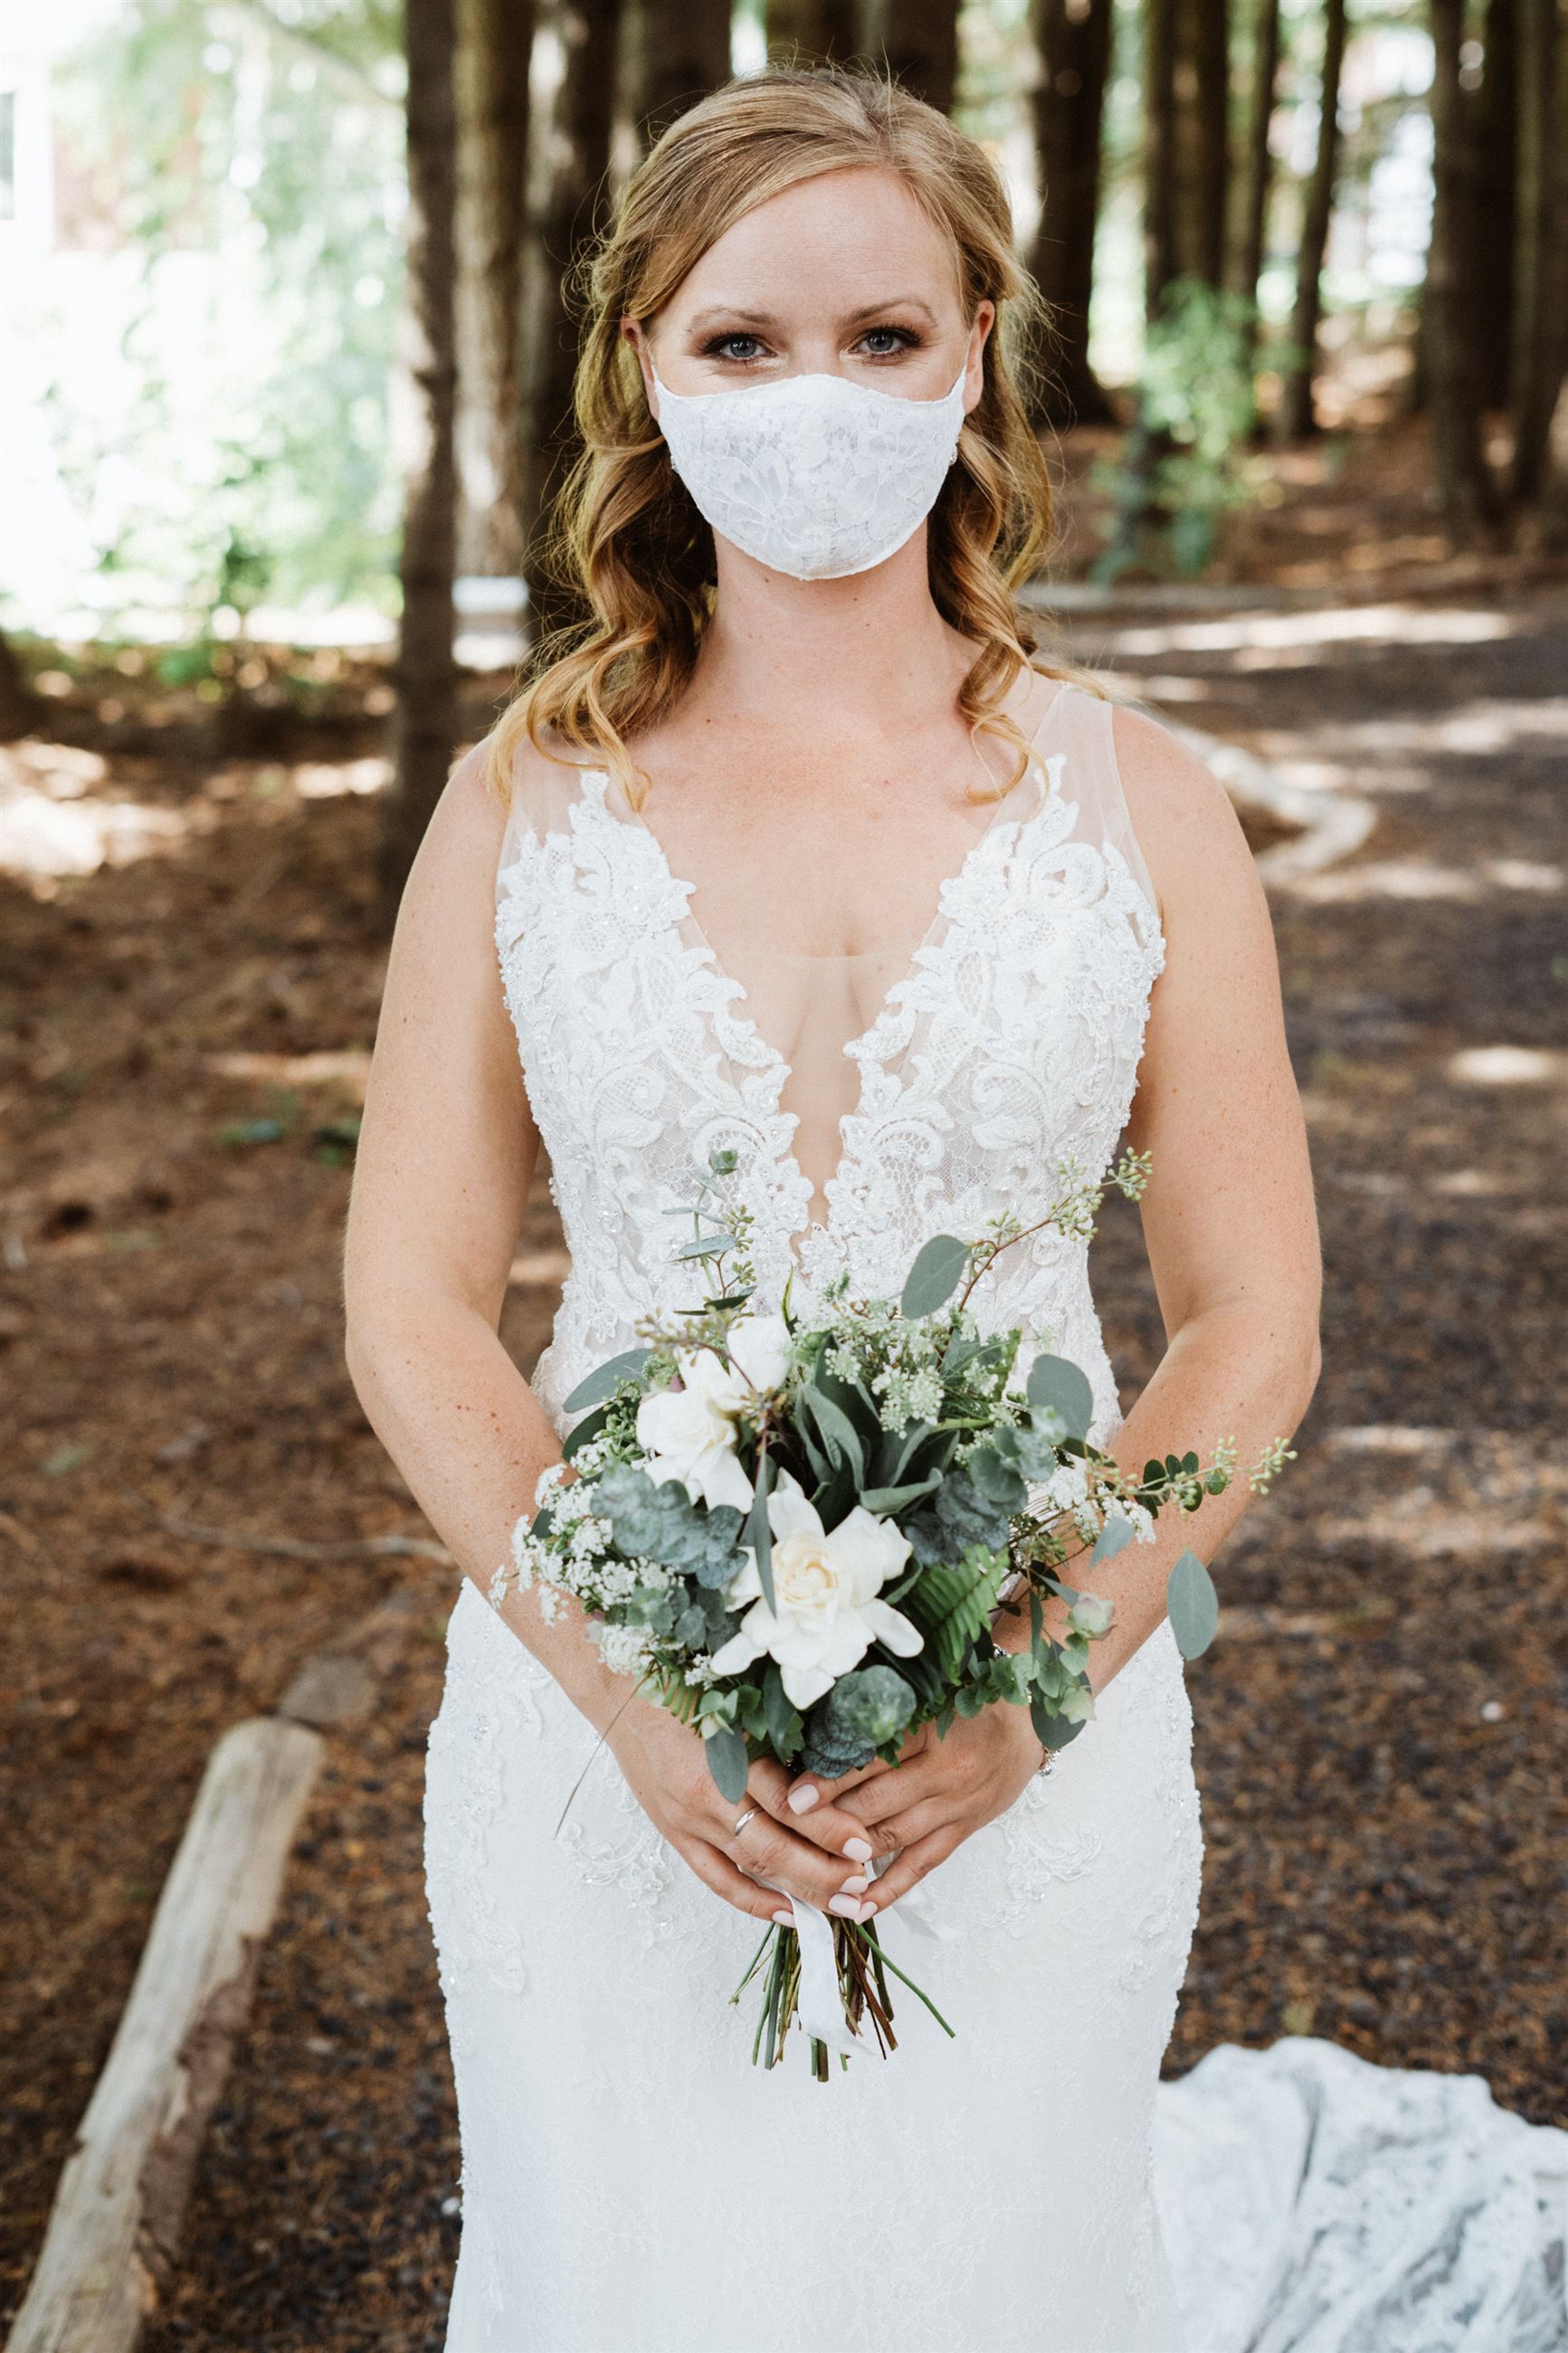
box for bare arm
[792,705,1324,1909]
[342,746,621,1725]
[993,700,1323,1686]
[343,745,880,1919]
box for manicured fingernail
[840,1875,870,1895]
[859,1900,878,1919]
[772,1909,794,1925]
[828,1892,861,1919]
[788,1786,820,1815]
[842,1836,873,1862]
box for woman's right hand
[606,1699,880,1925]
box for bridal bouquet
[498,1150,1291,2078]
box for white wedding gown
[423,682,1568,2352]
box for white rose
[708,1472,923,1710]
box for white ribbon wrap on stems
[783,1872,963,2062]
[787,1897,863,2058]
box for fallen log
[6,1717,324,2353]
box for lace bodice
[492,681,1163,1440]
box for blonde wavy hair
[485,63,1097,811]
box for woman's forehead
[667,168,963,317]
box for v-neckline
[576,683,1074,1244]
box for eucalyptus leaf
[594,1465,745,1586]
[1031,1696,1088,1754]
[900,1234,971,1319]
[561,1402,612,1462]
[1012,1424,1061,1481]
[675,1234,733,1262]
[794,1412,831,1485]
[704,1724,751,1805]
[1026,1353,1095,1441]
[965,1447,1029,1511]
[802,1388,866,1485]
[672,1600,710,1647]
[875,1418,941,1490]
[1090,1514,1136,1566]
[859,1472,942,1515]
[746,1455,776,1615]
[1166,1548,1219,1658]
[809,1455,858,1536]
[933,1469,1012,1550]
[761,1663,803,1760]
[799,1665,914,1777]
[562,1348,653,1415]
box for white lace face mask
[650,360,969,581]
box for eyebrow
[682,296,942,331]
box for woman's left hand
[784,1700,1046,1914]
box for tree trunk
[1508,0,1567,504]
[864,0,959,110]
[383,0,460,920]
[1177,0,1230,288]
[1234,0,1279,354]
[1029,0,1114,424]
[0,625,34,742]
[519,0,622,648]
[1144,0,1180,317]
[1473,0,1517,411]
[1276,0,1346,441]
[765,0,860,65]
[628,0,731,151]
[1146,0,1231,306]
[453,0,536,576]
[1428,0,1502,538]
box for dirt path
[2,594,1563,2348]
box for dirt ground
[2,568,1565,2348]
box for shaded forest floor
[2,583,1565,2349]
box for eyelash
[698,326,925,364]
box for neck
[689,530,973,741]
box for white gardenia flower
[724,1310,793,1396]
[634,1312,792,1513]
[636,1348,755,1511]
[708,1471,922,1710]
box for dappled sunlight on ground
[0,743,394,892]
[1289,856,1563,903]
[1100,604,1524,662]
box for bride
[343,65,1565,2353]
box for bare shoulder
[436,737,508,850]
[1108,697,1263,926]
[419,721,586,868]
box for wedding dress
[423,681,1568,2352]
